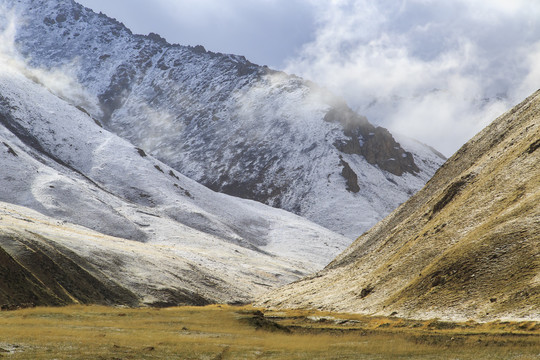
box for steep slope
[0,204,139,309]
[258,90,540,322]
[0,60,351,305]
[1,0,445,238]
[0,201,229,308]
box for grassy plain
[0,305,537,359]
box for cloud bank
[284,0,540,156]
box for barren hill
[258,90,540,322]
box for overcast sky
[76,0,540,156]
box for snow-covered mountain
[0,62,350,306]
[1,0,445,238]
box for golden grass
[0,305,537,359]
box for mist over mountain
[0,0,457,310]
[0,0,444,239]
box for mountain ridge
[1,0,444,238]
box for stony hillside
[258,90,540,322]
[0,60,351,306]
[1,0,444,238]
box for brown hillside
[257,90,540,322]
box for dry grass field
[0,305,538,359]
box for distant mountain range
[258,90,540,322]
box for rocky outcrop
[325,106,419,176]
[257,90,540,322]
[339,157,360,193]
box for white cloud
[514,42,540,100]
[0,8,100,116]
[285,0,540,156]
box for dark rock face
[325,106,420,176]
[430,173,476,218]
[340,157,360,193]
[527,138,540,154]
[99,64,137,123]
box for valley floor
[0,305,538,359]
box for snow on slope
[2,0,445,239]
[0,61,350,304]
